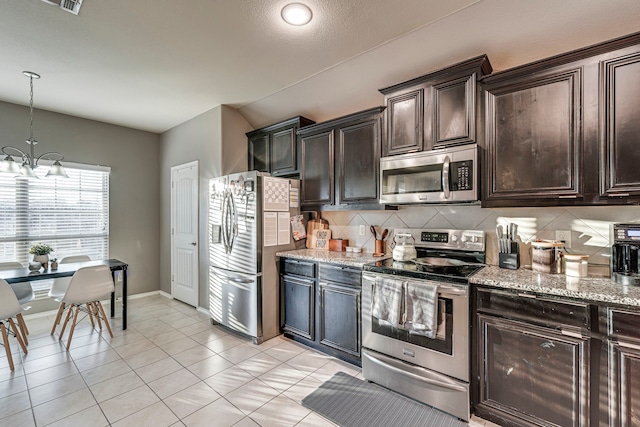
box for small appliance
[611,223,640,286]
[380,144,478,204]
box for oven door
[361,272,469,382]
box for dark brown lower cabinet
[477,314,589,427]
[600,307,640,427]
[474,287,592,427]
[280,258,362,366]
[318,265,361,358]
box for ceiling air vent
[41,0,83,15]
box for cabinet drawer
[608,308,640,342]
[318,263,361,287]
[282,258,316,278]
[476,287,590,330]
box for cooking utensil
[381,228,389,240]
[370,225,378,239]
[392,233,417,262]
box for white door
[171,161,199,306]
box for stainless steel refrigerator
[208,171,300,344]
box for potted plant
[29,243,54,269]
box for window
[0,161,110,297]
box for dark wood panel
[318,263,361,287]
[607,308,640,342]
[271,128,296,176]
[601,52,640,197]
[337,119,380,204]
[282,258,316,278]
[385,88,423,156]
[318,281,361,356]
[248,134,269,173]
[477,314,589,427]
[300,131,334,205]
[476,288,590,330]
[434,74,475,147]
[485,69,582,201]
[282,275,314,340]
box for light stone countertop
[470,265,640,307]
[276,249,388,268]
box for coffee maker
[611,223,640,286]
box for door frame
[170,160,199,306]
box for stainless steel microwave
[380,145,478,204]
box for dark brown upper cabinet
[484,66,583,204]
[379,55,492,156]
[600,50,640,199]
[247,116,315,177]
[482,31,640,207]
[298,107,386,211]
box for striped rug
[302,372,467,427]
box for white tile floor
[0,295,497,426]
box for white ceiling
[1,0,640,133]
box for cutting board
[306,217,329,248]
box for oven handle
[362,272,468,297]
[363,349,467,393]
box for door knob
[190,242,197,246]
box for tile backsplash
[319,205,640,273]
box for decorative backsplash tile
[320,205,640,273]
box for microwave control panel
[451,160,473,191]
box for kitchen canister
[564,254,589,278]
[531,241,565,274]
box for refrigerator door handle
[228,191,238,253]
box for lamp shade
[18,164,39,179]
[0,156,22,175]
[45,160,69,178]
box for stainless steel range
[361,228,485,421]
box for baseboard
[158,290,172,299]
[197,306,209,316]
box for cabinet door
[282,275,314,340]
[318,281,361,356]
[433,74,476,148]
[301,131,334,206]
[601,51,640,198]
[608,340,640,427]
[485,68,583,203]
[337,119,380,204]
[477,314,589,427]
[384,88,424,156]
[248,134,269,173]
[271,128,296,176]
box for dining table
[0,259,129,329]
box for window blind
[0,161,110,298]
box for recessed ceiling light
[281,3,312,26]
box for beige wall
[0,100,161,313]
[159,105,251,309]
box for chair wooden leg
[92,303,103,330]
[59,304,74,340]
[16,313,28,346]
[86,303,95,329]
[1,323,14,371]
[8,318,27,355]
[66,306,81,351]
[96,302,113,338]
[51,303,66,336]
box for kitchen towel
[372,276,403,326]
[403,280,438,338]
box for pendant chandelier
[0,71,68,179]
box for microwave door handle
[442,156,451,199]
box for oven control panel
[395,228,485,252]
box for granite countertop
[276,249,387,268]
[471,265,640,307]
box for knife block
[499,243,520,270]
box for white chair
[54,265,114,350]
[0,279,28,371]
[49,255,92,333]
[0,262,32,344]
